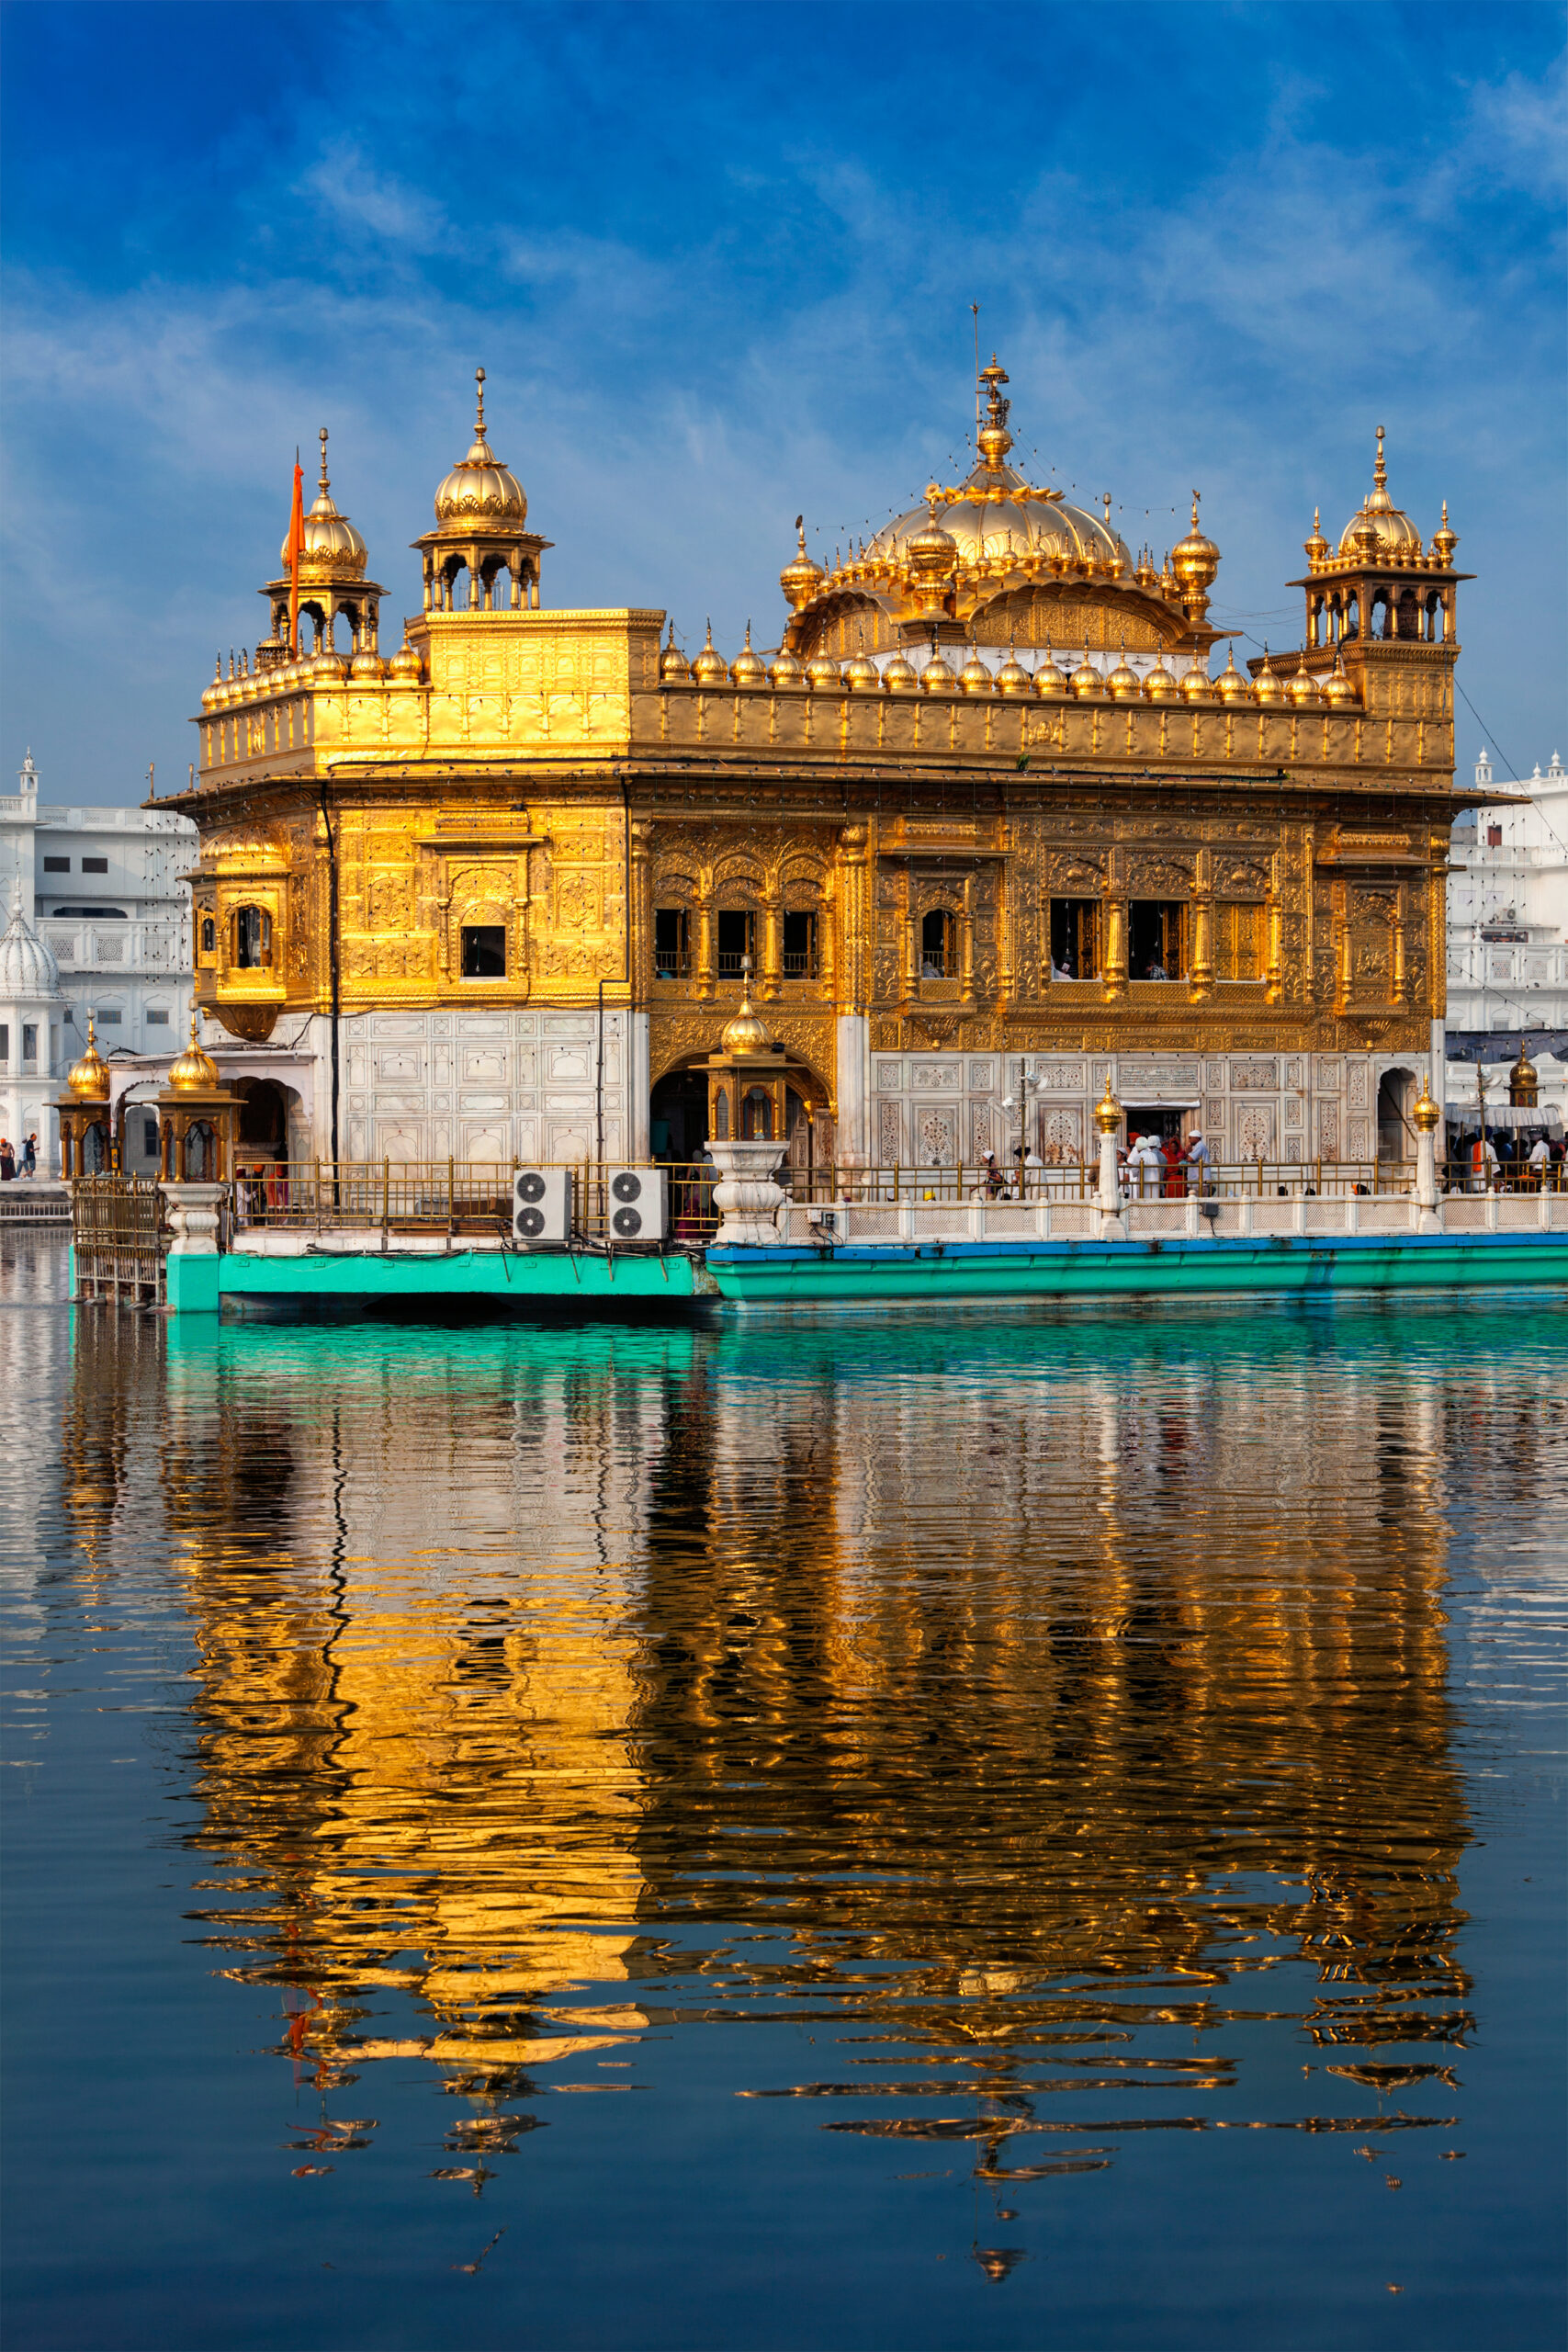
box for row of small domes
[661,628,1359,709]
[202,640,424,707]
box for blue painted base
[166,1252,221,1314]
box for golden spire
[719,956,773,1056]
[66,1013,110,1101]
[318,425,331,495]
[167,1012,220,1093]
[1373,423,1387,492]
[474,365,487,441]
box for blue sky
[3,0,1563,804]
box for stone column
[707,1139,787,1246]
[161,1181,227,1254]
[1094,1081,1128,1241]
[836,1013,869,1169]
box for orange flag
[284,453,306,651]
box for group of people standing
[1120,1128,1210,1197]
[0,1136,39,1181]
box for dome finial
[475,366,486,441]
[1373,424,1387,491]
[318,425,330,495]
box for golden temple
[166,362,1472,1170]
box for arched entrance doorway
[1377,1067,1417,1160]
[234,1077,290,1162]
[649,1057,835,1173]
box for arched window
[921,909,956,978]
[183,1122,215,1181]
[741,1086,773,1141]
[713,1085,730,1141]
[233,907,273,969]
[200,915,216,956]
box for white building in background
[0,753,197,1171]
[1447,751,1568,1032]
[1446,749,1568,1134]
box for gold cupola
[1215,647,1254,704]
[261,428,385,667]
[730,622,769,687]
[1170,493,1221,621]
[1508,1044,1539,1108]
[1303,506,1330,569]
[1107,643,1143,702]
[1253,648,1287,707]
[413,369,551,616]
[166,1013,220,1092]
[66,1014,110,1101]
[692,623,729,687]
[1430,500,1459,566]
[1337,426,1424,559]
[779,518,825,610]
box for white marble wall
[867,1048,1418,1167]
[333,1006,637,1166]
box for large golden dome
[1337,425,1423,558]
[285,431,368,577]
[434,368,526,525]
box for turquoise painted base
[167,1251,222,1314]
[706,1232,1568,1306]
[212,1246,699,1310]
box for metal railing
[71,1174,167,1303]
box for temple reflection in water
[55,1305,1507,2158]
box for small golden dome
[920,650,958,693]
[434,370,526,525]
[167,1013,220,1093]
[1216,649,1254,705]
[201,658,224,711]
[719,962,773,1057]
[1170,494,1220,592]
[1071,648,1107,699]
[1303,506,1330,568]
[844,646,884,693]
[1508,1044,1540,1106]
[389,640,423,682]
[730,622,769,688]
[1412,1075,1441,1133]
[882,651,920,694]
[1134,547,1158,590]
[1144,655,1180,702]
[692,623,729,687]
[807,650,845,690]
[1107,645,1142,702]
[1093,1080,1122,1136]
[1253,649,1286,707]
[779,518,825,609]
[1034,647,1070,697]
[768,647,807,689]
[1430,501,1458,565]
[349,647,385,681]
[1179,656,1218,704]
[960,650,996,695]
[289,431,369,576]
[1337,426,1423,560]
[66,1015,110,1102]
[1288,664,1324,707]
[660,626,691,682]
[996,652,1034,697]
[908,494,958,575]
[1323,650,1358,708]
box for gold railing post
[382,1157,390,1247]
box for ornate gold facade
[168,366,1472,1166]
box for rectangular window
[920,909,956,978]
[460,923,507,978]
[716,909,756,977]
[1129,900,1186,980]
[1218,904,1262,980]
[145,1008,171,1025]
[653,908,690,978]
[96,1009,122,1025]
[234,906,273,969]
[22,1024,38,1061]
[143,1117,160,1158]
[82,857,108,875]
[783,910,818,978]
[1049,899,1100,980]
[43,856,69,873]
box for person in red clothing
[1162,1130,1183,1197]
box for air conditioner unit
[513,1167,573,1245]
[605,1164,668,1243]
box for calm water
[2,1233,1564,2351]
